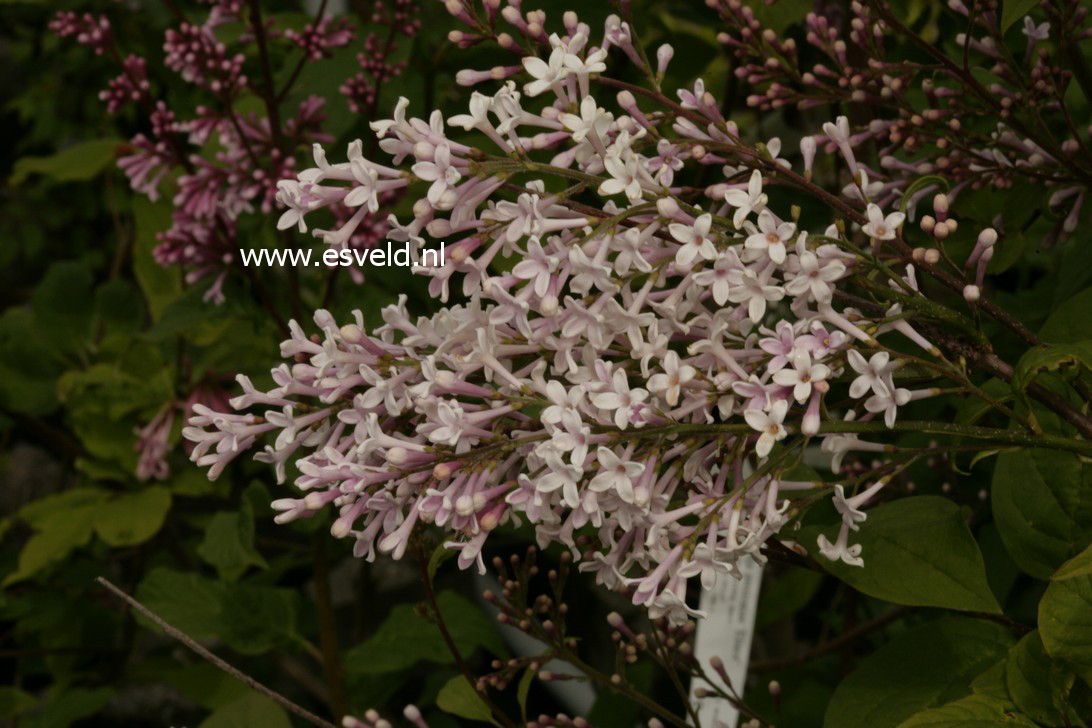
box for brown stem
[871,1,1092,187]
[936,332,1092,439]
[750,606,910,672]
[96,577,339,728]
[312,535,348,720]
[414,550,517,728]
[276,0,329,103]
[247,0,283,148]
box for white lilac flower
[670,213,717,268]
[862,203,905,241]
[647,351,696,407]
[772,348,831,403]
[847,350,894,399]
[723,169,767,227]
[744,209,795,265]
[744,399,789,458]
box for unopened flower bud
[933,192,949,219]
[656,44,674,74]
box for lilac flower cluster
[53,0,421,303]
[180,3,1021,624]
[715,0,1092,245]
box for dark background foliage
[2,0,1091,726]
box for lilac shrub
[185,0,1092,636]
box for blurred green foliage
[1,0,1091,726]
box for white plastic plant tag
[689,556,764,728]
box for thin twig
[312,534,349,719]
[414,550,518,728]
[95,577,339,728]
[750,607,911,672]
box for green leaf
[428,542,456,581]
[755,567,823,629]
[751,0,811,34]
[21,688,115,728]
[135,567,227,641]
[218,583,300,655]
[158,663,251,711]
[1010,343,1092,404]
[0,686,36,717]
[517,666,534,724]
[198,693,292,728]
[31,259,95,350]
[895,694,1037,727]
[131,196,182,321]
[991,449,1092,579]
[658,14,719,47]
[900,175,950,214]
[825,618,1015,728]
[93,487,172,546]
[134,568,300,655]
[196,501,268,580]
[3,489,109,586]
[1001,0,1040,33]
[0,308,65,415]
[436,676,498,725]
[344,590,506,675]
[970,660,1011,702]
[1042,289,1092,344]
[1005,630,1075,725]
[1039,573,1092,686]
[10,138,121,186]
[804,496,1001,613]
[436,590,509,660]
[1053,545,1092,581]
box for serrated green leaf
[803,496,1001,613]
[825,618,1015,728]
[991,449,1092,579]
